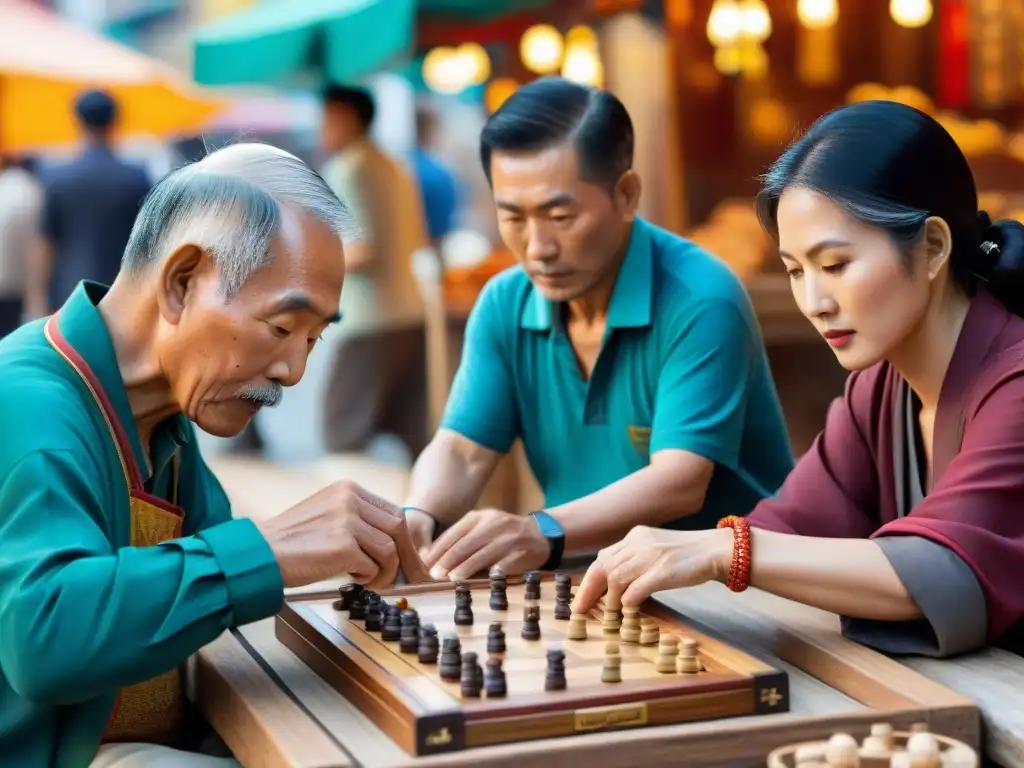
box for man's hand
[423,508,550,582]
[256,480,420,590]
[571,526,733,613]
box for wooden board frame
[196,581,982,768]
[275,575,791,757]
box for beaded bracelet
[716,515,752,593]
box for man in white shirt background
[0,156,42,338]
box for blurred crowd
[0,82,468,467]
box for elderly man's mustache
[236,381,283,408]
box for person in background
[401,78,794,581]
[412,102,459,249]
[319,84,431,461]
[0,154,42,336]
[573,100,1024,659]
[25,89,151,319]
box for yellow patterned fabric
[103,495,185,745]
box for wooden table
[190,582,1022,768]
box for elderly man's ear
[157,243,211,325]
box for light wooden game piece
[568,613,588,640]
[824,733,860,767]
[601,641,622,683]
[905,732,941,768]
[656,634,679,674]
[604,593,622,612]
[676,637,701,674]
[619,605,641,644]
[602,608,621,637]
[859,735,890,758]
[639,617,660,646]
[870,723,895,752]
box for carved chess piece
[460,652,483,698]
[638,617,660,646]
[484,656,507,698]
[656,634,679,674]
[524,571,542,600]
[521,604,541,640]
[568,613,588,641]
[489,566,509,611]
[553,574,572,620]
[439,633,462,681]
[545,645,567,691]
[619,605,641,644]
[486,622,506,654]
[675,637,701,674]
[417,624,439,664]
[601,641,622,683]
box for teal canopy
[192,0,549,87]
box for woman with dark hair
[573,100,1024,657]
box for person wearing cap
[25,89,151,320]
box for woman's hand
[571,525,735,612]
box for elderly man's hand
[422,508,551,582]
[256,480,422,590]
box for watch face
[535,512,565,539]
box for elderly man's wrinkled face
[158,209,345,437]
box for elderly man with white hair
[0,143,426,767]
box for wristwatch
[530,510,565,571]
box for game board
[275,572,790,757]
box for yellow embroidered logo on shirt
[627,425,652,455]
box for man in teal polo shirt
[403,78,794,581]
[0,143,424,768]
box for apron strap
[44,313,144,492]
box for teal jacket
[0,282,284,767]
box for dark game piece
[364,599,383,632]
[524,571,542,601]
[454,587,474,626]
[484,656,507,698]
[348,594,366,621]
[460,652,483,698]
[454,602,474,626]
[381,605,402,641]
[486,622,506,654]
[545,646,567,691]
[521,604,541,640]
[439,633,462,680]
[554,573,572,620]
[454,582,473,604]
[489,568,509,611]
[417,624,439,664]
[400,609,420,654]
[333,583,362,612]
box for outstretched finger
[423,516,476,572]
[571,559,610,614]
[448,540,511,582]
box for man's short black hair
[479,77,633,188]
[74,89,118,130]
[323,83,376,130]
